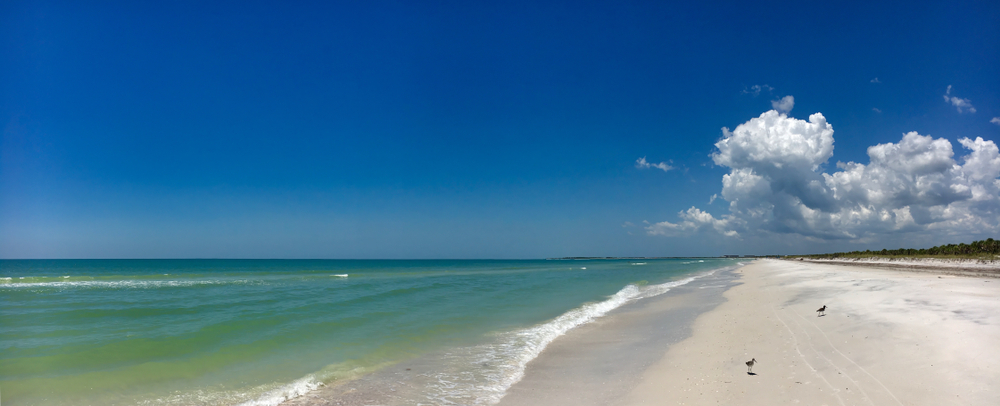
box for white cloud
[770,95,795,114]
[646,207,741,238]
[622,221,635,228]
[714,110,833,172]
[709,194,718,204]
[872,108,882,113]
[943,85,976,113]
[871,78,881,83]
[646,109,1000,241]
[742,84,774,97]
[635,156,673,172]
[991,117,1000,125]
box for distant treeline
[793,238,1000,259]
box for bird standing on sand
[746,358,756,374]
[816,305,826,316]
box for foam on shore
[432,274,703,404]
[273,265,738,406]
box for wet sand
[497,269,739,406]
[281,267,741,406]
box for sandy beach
[279,259,1000,406]
[624,259,1000,406]
[797,257,1000,278]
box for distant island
[547,257,714,260]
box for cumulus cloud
[635,157,673,172]
[991,117,1000,125]
[646,207,741,238]
[742,84,774,97]
[871,78,881,83]
[943,85,976,113]
[770,95,794,114]
[646,109,1000,241]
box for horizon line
[0,256,742,261]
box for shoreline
[623,259,1000,406]
[496,267,741,406]
[279,264,742,406]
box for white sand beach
[283,259,1000,406]
[624,259,1000,406]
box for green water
[0,259,738,405]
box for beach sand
[623,259,1000,406]
[284,260,999,405]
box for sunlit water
[0,259,738,405]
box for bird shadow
[747,372,757,376]
[817,314,826,317]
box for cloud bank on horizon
[647,107,1000,242]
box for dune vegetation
[789,238,1000,260]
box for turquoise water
[0,259,738,405]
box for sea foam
[0,279,259,290]
[235,265,737,406]
[235,376,322,406]
[413,266,732,405]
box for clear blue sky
[2,0,999,258]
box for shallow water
[0,259,738,405]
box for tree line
[793,238,1000,258]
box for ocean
[0,259,739,405]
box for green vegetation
[789,238,1000,260]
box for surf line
[247,263,742,406]
[422,263,743,405]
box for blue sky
[2,0,999,258]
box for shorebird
[816,305,826,316]
[746,358,756,374]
